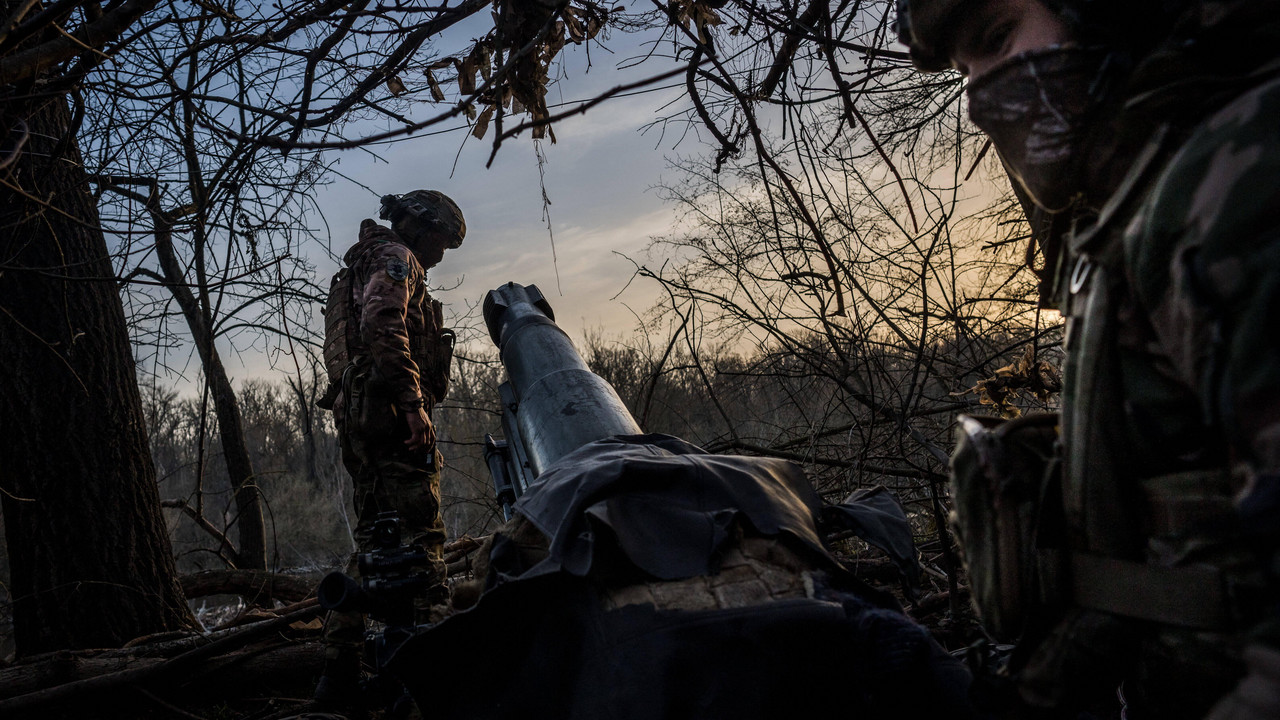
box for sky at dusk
[152,16,918,386]
[135,23,729,389]
[301,35,698,369]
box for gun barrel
[483,283,641,475]
[318,571,370,613]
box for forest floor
[0,536,976,719]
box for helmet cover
[379,190,467,249]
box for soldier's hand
[405,406,436,451]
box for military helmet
[379,190,466,249]
[897,0,1180,73]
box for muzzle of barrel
[482,283,641,475]
[318,571,370,613]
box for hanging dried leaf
[464,103,477,121]
[954,346,1062,417]
[565,12,586,42]
[479,45,492,80]
[426,70,445,102]
[487,0,615,147]
[472,106,495,139]
[386,75,408,96]
[458,53,477,95]
[613,4,625,10]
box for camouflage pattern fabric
[1126,71,1280,483]
[1034,58,1280,720]
[338,220,439,413]
[323,220,449,652]
[1119,70,1280,718]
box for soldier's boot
[313,646,366,714]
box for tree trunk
[0,91,196,656]
[153,222,268,569]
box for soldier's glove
[404,406,436,452]
[1206,643,1280,720]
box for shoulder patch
[386,258,411,282]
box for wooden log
[180,569,318,604]
[0,602,322,713]
[169,640,324,700]
[0,652,165,701]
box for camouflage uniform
[1037,54,1280,716]
[900,1,1280,716]
[326,220,449,651]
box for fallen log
[0,601,322,714]
[181,569,318,605]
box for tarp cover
[506,433,835,582]
[822,486,926,597]
[385,435,980,719]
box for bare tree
[0,0,197,656]
[607,0,1063,615]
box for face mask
[966,46,1112,212]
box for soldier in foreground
[314,190,463,707]
[897,0,1280,717]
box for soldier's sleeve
[1129,75,1280,637]
[356,242,426,412]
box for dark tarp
[385,435,981,719]
[822,486,925,598]
[504,434,836,582]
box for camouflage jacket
[1029,13,1280,711]
[343,221,440,412]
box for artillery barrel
[482,282,640,475]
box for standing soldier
[896,0,1280,718]
[314,190,464,707]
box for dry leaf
[289,617,324,632]
[386,75,407,96]
[472,106,495,139]
[426,70,445,102]
[956,346,1062,417]
[565,13,585,42]
[459,54,476,95]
